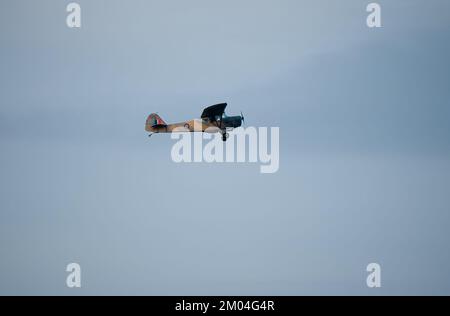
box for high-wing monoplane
[145,103,244,141]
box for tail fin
[146,113,167,131]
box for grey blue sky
[1,0,450,295]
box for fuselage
[146,116,242,134]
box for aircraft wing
[201,103,227,120]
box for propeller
[241,111,245,127]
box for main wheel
[222,132,229,142]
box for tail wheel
[184,123,190,130]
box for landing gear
[222,132,229,142]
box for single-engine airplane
[145,103,244,142]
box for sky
[1,0,450,295]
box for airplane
[145,103,244,142]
